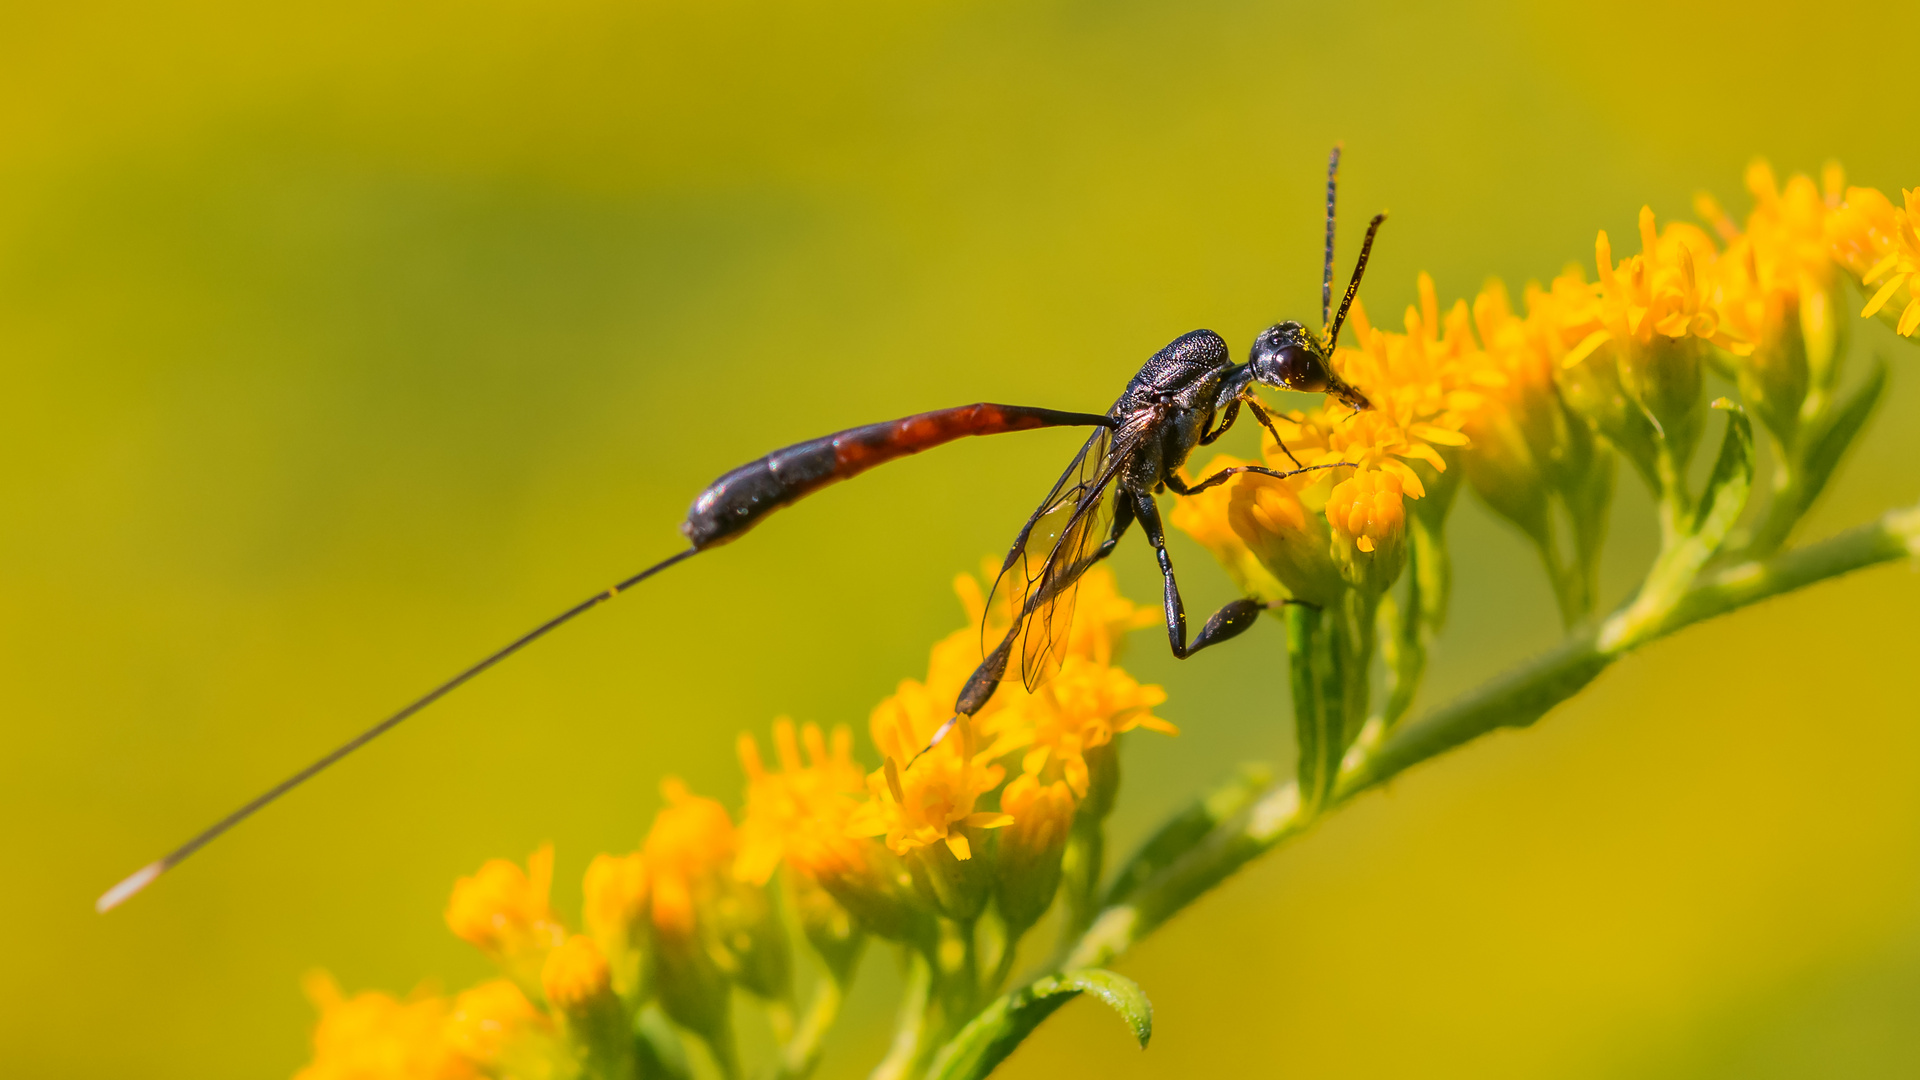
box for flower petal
[1862,273,1904,318]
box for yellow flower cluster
[1170,273,1481,605]
[297,159,1914,1080]
[296,565,1171,1077]
[1173,160,1916,623]
[1830,181,1920,339]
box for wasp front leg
[1197,398,1241,447]
[1243,398,1305,468]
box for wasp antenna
[94,546,701,913]
[1327,212,1387,353]
[1322,144,1342,329]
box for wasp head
[1248,321,1370,410]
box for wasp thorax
[1249,322,1331,393]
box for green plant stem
[768,975,841,1080]
[1063,502,1918,971]
[870,953,933,1080]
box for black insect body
[952,255,1381,724]
[98,147,1388,911]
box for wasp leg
[1163,461,1350,497]
[1243,399,1305,467]
[1132,492,1266,659]
[1197,398,1241,447]
[949,495,1137,728]
[1093,493,1136,562]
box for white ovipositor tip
[96,862,164,914]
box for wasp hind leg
[1131,491,1265,659]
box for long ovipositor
[99,147,1381,915]
[682,402,1114,548]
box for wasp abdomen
[682,403,1112,549]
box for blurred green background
[5,0,1918,1076]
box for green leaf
[1102,763,1273,907]
[1599,400,1754,653]
[1690,398,1754,555]
[1797,360,1888,523]
[634,1005,694,1080]
[925,969,1152,1080]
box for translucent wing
[981,425,1122,694]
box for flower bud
[643,779,789,1046]
[807,838,928,945]
[1703,165,1849,449]
[542,935,635,1080]
[903,823,998,922]
[1831,185,1919,339]
[1325,469,1407,595]
[790,871,866,985]
[1225,471,1344,609]
[993,775,1075,934]
[295,972,462,1080]
[582,850,649,1005]
[444,845,566,998]
[1167,457,1290,603]
[1578,211,1747,478]
[444,979,559,1078]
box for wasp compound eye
[1272,345,1330,392]
[1249,323,1331,394]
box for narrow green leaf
[1691,398,1754,555]
[634,1005,694,1080]
[1102,763,1273,907]
[1600,401,1753,652]
[1798,360,1888,522]
[925,969,1152,1080]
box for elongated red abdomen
[682,403,1111,548]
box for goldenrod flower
[984,656,1172,801]
[1828,182,1920,338]
[643,778,791,1026]
[853,716,1009,864]
[735,718,866,886]
[1166,456,1291,603]
[993,774,1076,933]
[1173,455,1344,608]
[581,850,648,1004]
[295,973,474,1080]
[1327,467,1405,563]
[644,779,735,941]
[1695,161,1848,447]
[1333,276,1484,486]
[541,935,613,1013]
[443,979,556,1077]
[1282,295,1475,500]
[944,561,1155,685]
[1170,276,1481,610]
[850,698,1009,918]
[735,718,911,955]
[1568,209,1746,474]
[1461,279,1612,624]
[542,936,634,1080]
[1858,189,1920,338]
[1463,280,1558,526]
[444,845,566,997]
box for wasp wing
[981,424,1123,694]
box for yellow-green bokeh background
[6,1,1919,1076]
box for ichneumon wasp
[98,146,1386,912]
